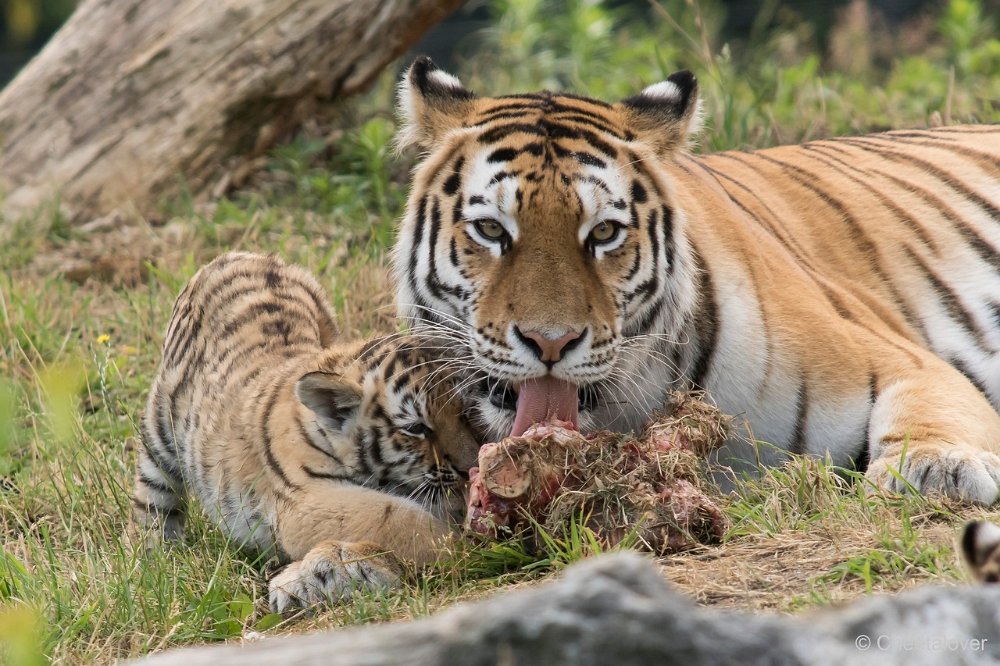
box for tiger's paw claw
[866,445,1000,505]
[268,541,404,613]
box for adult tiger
[392,56,1000,504]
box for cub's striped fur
[393,56,1000,503]
[133,251,479,611]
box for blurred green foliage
[458,0,999,150]
[2,0,74,46]
[0,604,47,666]
[1,0,76,85]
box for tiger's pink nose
[514,327,585,366]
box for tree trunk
[0,0,463,224]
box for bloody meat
[465,393,732,555]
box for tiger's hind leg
[864,362,1000,504]
[268,541,404,613]
[130,432,186,548]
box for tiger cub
[132,251,479,611]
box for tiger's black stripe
[297,415,349,469]
[408,195,429,288]
[661,205,675,270]
[843,161,1000,273]
[902,246,995,352]
[628,208,662,307]
[260,376,300,491]
[302,465,356,484]
[442,157,464,195]
[862,134,1000,172]
[477,123,547,143]
[790,380,809,455]
[687,251,719,390]
[746,152,924,334]
[423,199,469,304]
[691,157,819,269]
[802,144,939,253]
[836,138,1000,222]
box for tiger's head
[393,57,702,440]
[295,336,479,517]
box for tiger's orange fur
[393,57,1000,503]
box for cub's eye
[472,219,508,242]
[401,422,432,439]
[588,221,621,247]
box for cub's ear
[617,70,703,156]
[295,371,363,433]
[396,56,476,152]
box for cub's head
[295,336,479,517]
[393,57,702,440]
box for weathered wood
[0,0,463,224]
[133,552,1000,666]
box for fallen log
[0,0,463,225]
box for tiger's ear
[396,56,476,152]
[618,70,703,156]
[295,371,363,433]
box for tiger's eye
[401,423,432,439]
[474,219,507,240]
[590,221,618,243]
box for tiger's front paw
[268,541,404,613]
[866,444,1000,504]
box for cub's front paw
[866,444,1000,504]
[268,541,404,613]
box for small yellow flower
[96,334,111,345]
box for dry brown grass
[661,509,969,611]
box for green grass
[2,0,1000,662]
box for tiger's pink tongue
[510,377,579,437]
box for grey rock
[134,552,1000,666]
